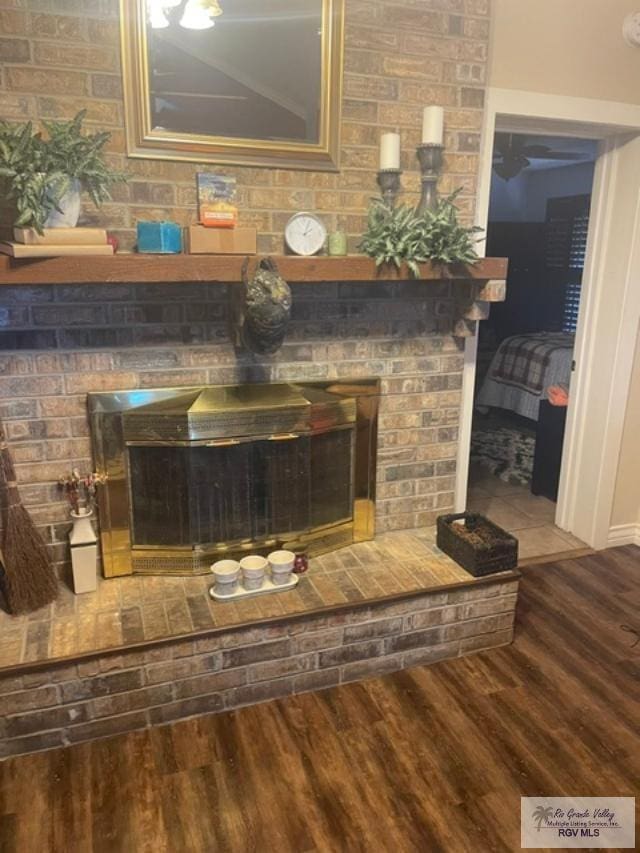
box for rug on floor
[470,421,535,485]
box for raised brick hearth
[0,529,501,668]
[0,527,519,759]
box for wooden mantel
[0,254,507,286]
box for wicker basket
[436,512,518,576]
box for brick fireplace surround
[2,280,465,559]
[0,282,520,757]
[0,0,520,758]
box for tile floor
[0,528,483,671]
[467,465,588,560]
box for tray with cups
[209,550,300,601]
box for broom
[0,418,58,614]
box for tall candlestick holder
[416,143,444,214]
[377,168,403,208]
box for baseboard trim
[607,523,640,548]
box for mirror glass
[146,0,324,145]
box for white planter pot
[45,177,82,228]
[69,509,97,594]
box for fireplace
[89,380,379,576]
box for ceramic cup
[239,555,268,590]
[211,559,241,596]
[268,549,296,586]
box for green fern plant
[419,190,483,265]
[360,201,428,276]
[41,111,125,209]
[0,121,60,233]
[360,189,483,275]
[0,110,126,233]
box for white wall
[611,323,640,528]
[490,0,640,106]
[489,161,595,222]
[489,3,640,535]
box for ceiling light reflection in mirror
[147,0,221,31]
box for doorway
[455,88,640,553]
[467,132,597,559]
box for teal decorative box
[137,221,183,254]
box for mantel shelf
[0,254,507,286]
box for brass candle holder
[416,143,444,214]
[377,168,403,208]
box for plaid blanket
[489,333,574,395]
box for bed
[476,332,574,421]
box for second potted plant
[360,189,483,276]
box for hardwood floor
[0,546,638,853]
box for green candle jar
[328,230,347,256]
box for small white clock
[284,212,327,256]
[623,11,640,46]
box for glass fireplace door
[127,427,353,554]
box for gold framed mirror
[120,0,345,171]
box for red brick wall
[0,0,489,250]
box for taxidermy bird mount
[231,257,292,355]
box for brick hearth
[0,529,501,668]
[0,527,519,759]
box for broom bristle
[0,416,59,615]
[2,504,58,615]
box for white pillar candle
[422,106,444,145]
[380,132,401,170]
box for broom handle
[0,422,19,488]
[0,422,21,527]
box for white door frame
[455,88,640,550]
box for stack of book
[0,228,114,257]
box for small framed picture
[197,173,238,228]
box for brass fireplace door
[89,381,378,576]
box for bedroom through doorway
[467,132,597,560]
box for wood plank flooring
[0,546,638,853]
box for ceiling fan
[493,133,588,180]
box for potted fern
[0,110,125,233]
[360,190,483,275]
